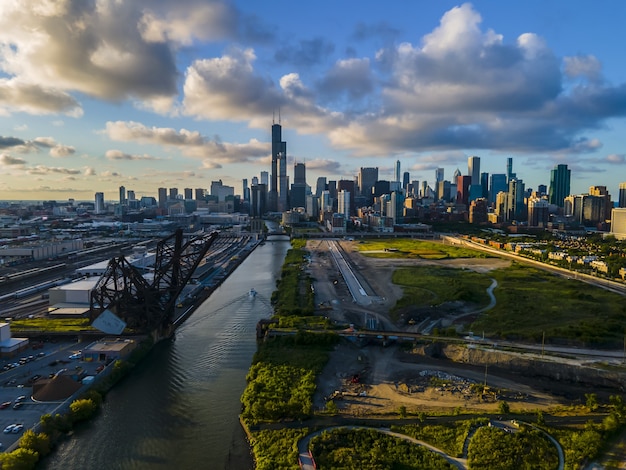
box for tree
[0,447,39,470]
[585,393,599,412]
[19,430,51,457]
[70,398,98,422]
[398,405,407,418]
[325,400,338,415]
[498,401,510,414]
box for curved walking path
[454,278,497,321]
[297,420,564,470]
[297,425,467,470]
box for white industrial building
[0,323,29,357]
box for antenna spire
[278,107,281,125]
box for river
[41,237,290,470]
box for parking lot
[0,338,107,451]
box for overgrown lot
[357,238,491,259]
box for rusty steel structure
[89,229,218,336]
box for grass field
[392,266,492,312]
[357,238,490,260]
[392,262,626,347]
[473,263,626,346]
[9,317,95,332]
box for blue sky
[1,1,625,201]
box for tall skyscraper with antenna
[269,111,287,212]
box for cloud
[605,153,625,164]
[104,120,270,163]
[105,150,160,161]
[352,22,400,42]
[27,165,81,176]
[316,58,374,103]
[0,153,26,165]
[183,48,284,121]
[0,79,82,116]
[0,136,26,149]
[49,145,76,158]
[274,38,335,66]
[563,55,602,82]
[84,167,97,176]
[304,159,343,173]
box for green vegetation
[471,263,626,346]
[250,428,309,470]
[241,333,337,425]
[69,398,98,422]
[271,239,315,316]
[357,238,490,259]
[394,419,487,457]
[391,261,626,346]
[309,428,455,469]
[8,317,96,332]
[467,425,559,469]
[392,265,492,314]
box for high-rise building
[250,184,267,217]
[468,156,480,185]
[507,179,526,221]
[278,151,288,212]
[403,171,410,191]
[548,164,571,208]
[456,175,471,206]
[169,187,178,200]
[620,182,626,208]
[489,174,507,205]
[337,180,356,216]
[506,157,516,183]
[358,167,378,204]
[528,196,550,227]
[290,162,307,209]
[119,186,126,205]
[260,171,269,186]
[270,120,286,212]
[394,160,401,183]
[195,188,205,201]
[95,192,105,214]
[158,187,167,208]
[338,190,350,220]
[611,208,626,239]
[184,188,193,200]
[435,168,444,184]
[588,186,612,222]
[315,177,327,197]
[242,179,250,202]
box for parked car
[14,396,26,403]
[68,352,81,360]
[3,424,15,434]
[11,424,23,433]
[0,401,11,409]
[12,402,22,410]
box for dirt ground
[306,239,601,416]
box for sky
[1,0,626,202]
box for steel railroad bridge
[89,229,219,340]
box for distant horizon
[2,2,626,199]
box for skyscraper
[290,162,307,209]
[269,119,286,212]
[394,160,401,183]
[548,164,571,208]
[506,157,515,183]
[158,187,167,208]
[619,182,626,208]
[358,167,378,205]
[95,192,105,214]
[119,186,126,205]
[435,168,444,184]
[403,171,410,190]
[468,156,480,185]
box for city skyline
[1,1,626,200]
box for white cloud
[105,150,160,161]
[0,153,26,166]
[0,78,82,116]
[104,120,270,163]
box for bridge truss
[89,229,218,335]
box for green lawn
[357,238,490,259]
